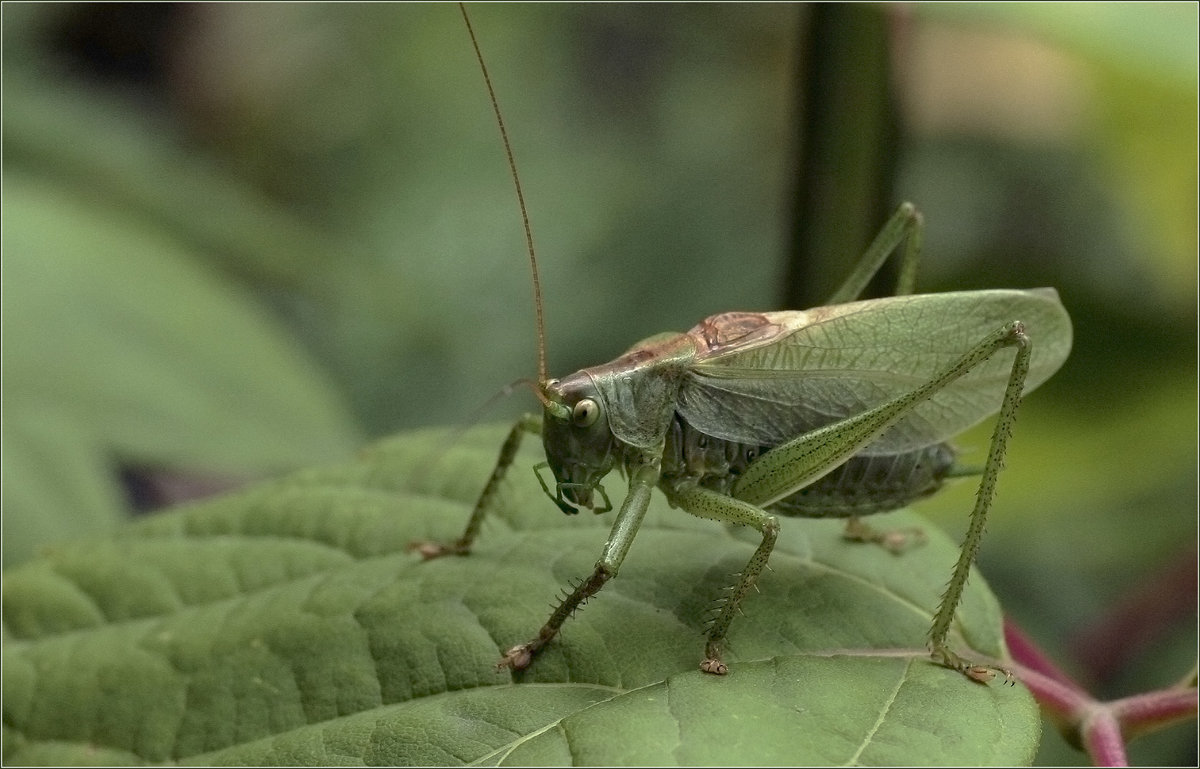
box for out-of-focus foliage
[2,3,1195,764]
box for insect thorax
[660,415,956,518]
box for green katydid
[410,5,1073,683]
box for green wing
[677,289,1072,452]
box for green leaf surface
[2,425,1040,765]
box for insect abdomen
[768,446,955,517]
[661,416,955,518]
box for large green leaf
[2,425,1040,765]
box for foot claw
[497,643,535,672]
[842,520,926,554]
[962,664,1015,685]
[700,658,729,675]
[878,527,927,554]
[933,647,1015,685]
[405,540,466,560]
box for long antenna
[459,3,549,387]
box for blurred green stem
[784,3,901,308]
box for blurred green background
[2,3,1195,764]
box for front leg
[500,455,661,671]
[407,414,540,559]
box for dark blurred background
[2,4,1195,764]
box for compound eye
[572,398,600,427]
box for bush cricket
[411,5,1073,683]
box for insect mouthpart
[534,462,613,515]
